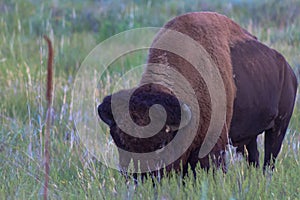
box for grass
[0,0,300,199]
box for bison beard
[98,12,298,179]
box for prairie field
[0,0,300,199]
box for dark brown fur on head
[98,83,186,153]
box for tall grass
[0,0,299,199]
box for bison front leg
[118,151,132,183]
[186,149,227,178]
[185,148,206,178]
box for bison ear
[98,96,114,126]
[168,103,192,131]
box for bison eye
[165,125,171,133]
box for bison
[97,12,297,177]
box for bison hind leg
[234,137,259,167]
[263,117,290,171]
[236,145,245,156]
[245,136,260,167]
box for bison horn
[169,103,192,131]
[180,103,192,128]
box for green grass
[0,0,300,199]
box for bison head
[97,83,192,172]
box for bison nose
[97,102,114,126]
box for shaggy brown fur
[141,12,255,172]
[98,12,297,177]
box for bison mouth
[109,124,178,154]
[155,141,167,154]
